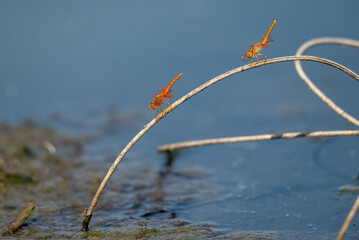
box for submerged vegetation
[2,120,272,239]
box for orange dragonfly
[149,73,183,116]
[242,19,277,64]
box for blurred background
[1,1,359,238]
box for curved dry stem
[295,37,359,127]
[82,55,359,230]
[157,130,359,152]
[337,195,359,240]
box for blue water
[1,1,359,238]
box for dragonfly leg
[164,101,174,113]
[154,107,165,119]
[258,53,267,62]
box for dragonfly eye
[246,52,253,58]
[149,103,155,110]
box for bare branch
[157,130,359,152]
[3,201,35,234]
[295,38,359,127]
[82,55,359,230]
[337,195,359,240]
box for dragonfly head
[149,103,156,110]
[245,52,253,58]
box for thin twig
[82,55,359,230]
[295,38,359,127]
[337,195,359,240]
[157,130,359,152]
[2,201,35,234]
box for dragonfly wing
[261,35,274,44]
[261,43,271,48]
[149,93,160,97]
[266,36,274,42]
[163,92,174,99]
